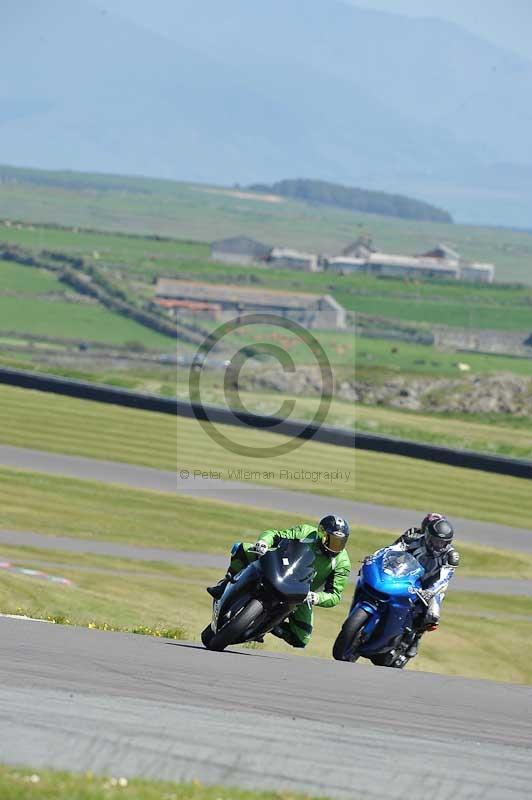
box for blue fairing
[351,549,425,656]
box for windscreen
[382,551,420,577]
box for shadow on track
[165,641,286,659]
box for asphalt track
[1,618,531,800]
[1,444,531,553]
[1,528,532,596]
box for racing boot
[406,632,424,658]
[270,624,293,645]
[206,571,233,599]
[407,620,438,657]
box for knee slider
[448,549,460,567]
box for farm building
[325,241,495,282]
[341,235,376,259]
[325,256,366,275]
[366,252,460,280]
[210,236,272,265]
[269,247,319,272]
[421,244,460,261]
[155,279,346,329]
[419,244,494,282]
[210,234,495,283]
[325,251,459,279]
[154,298,222,320]
[459,263,495,283]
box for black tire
[332,608,370,661]
[369,653,390,667]
[207,599,264,652]
[201,625,215,647]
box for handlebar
[412,588,435,606]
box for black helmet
[318,515,350,556]
[421,513,454,553]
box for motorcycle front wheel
[332,607,370,661]
[205,598,264,652]
[201,624,215,647]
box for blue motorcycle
[333,547,429,668]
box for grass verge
[176,378,532,459]
[1,385,531,528]
[2,469,532,577]
[0,557,207,639]
[0,765,323,800]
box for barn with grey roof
[155,279,346,329]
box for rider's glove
[306,591,319,607]
[254,541,269,556]
[416,589,434,605]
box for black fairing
[219,560,261,609]
[260,539,315,603]
[210,540,315,644]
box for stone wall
[434,327,532,358]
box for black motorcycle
[201,539,315,651]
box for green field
[0,295,171,349]
[354,335,532,376]
[1,168,532,284]
[0,385,531,530]
[0,259,57,292]
[0,259,172,349]
[193,320,532,376]
[0,766,319,800]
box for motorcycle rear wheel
[206,598,264,652]
[332,608,370,661]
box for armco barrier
[0,366,530,479]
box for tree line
[248,179,453,223]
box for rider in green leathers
[207,515,351,648]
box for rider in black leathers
[392,512,459,658]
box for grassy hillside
[1,167,532,283]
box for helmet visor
[321,530,347,554]
[426,533,448,552]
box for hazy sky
[95,0,532,62]
[346,0,532,61]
